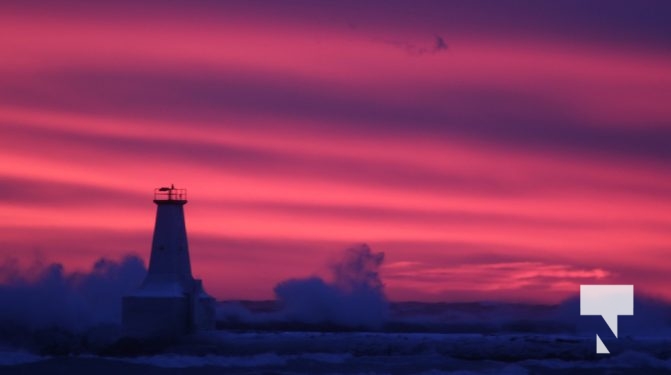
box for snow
[0,350,45,366]
[123,353,288,368]
[2,331,671,373]
[116,352,352,368]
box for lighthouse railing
[154,188,187,201]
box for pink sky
[1,1,670,303]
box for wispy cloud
[384,261,611,302]
[0,1,669,303]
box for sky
[1,0,670,303]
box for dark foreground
[2,331,671,374]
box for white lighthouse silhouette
[122,185,215,337]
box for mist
[275,243,388,328]
[0,255,146,334]
[216,244,671,337]
[218,244,389,329]
[2,244,671,356]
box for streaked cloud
[0,1,669,302]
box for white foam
[124,353,286,368]
[117,351,352,368]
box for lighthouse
[122,185,215,337]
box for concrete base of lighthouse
[122,297,191,338]
[122,279,215,338]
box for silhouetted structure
[122,185,215,337]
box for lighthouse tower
[122,185,215,338]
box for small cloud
[433,35,448,52]
[385,34,449,56]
